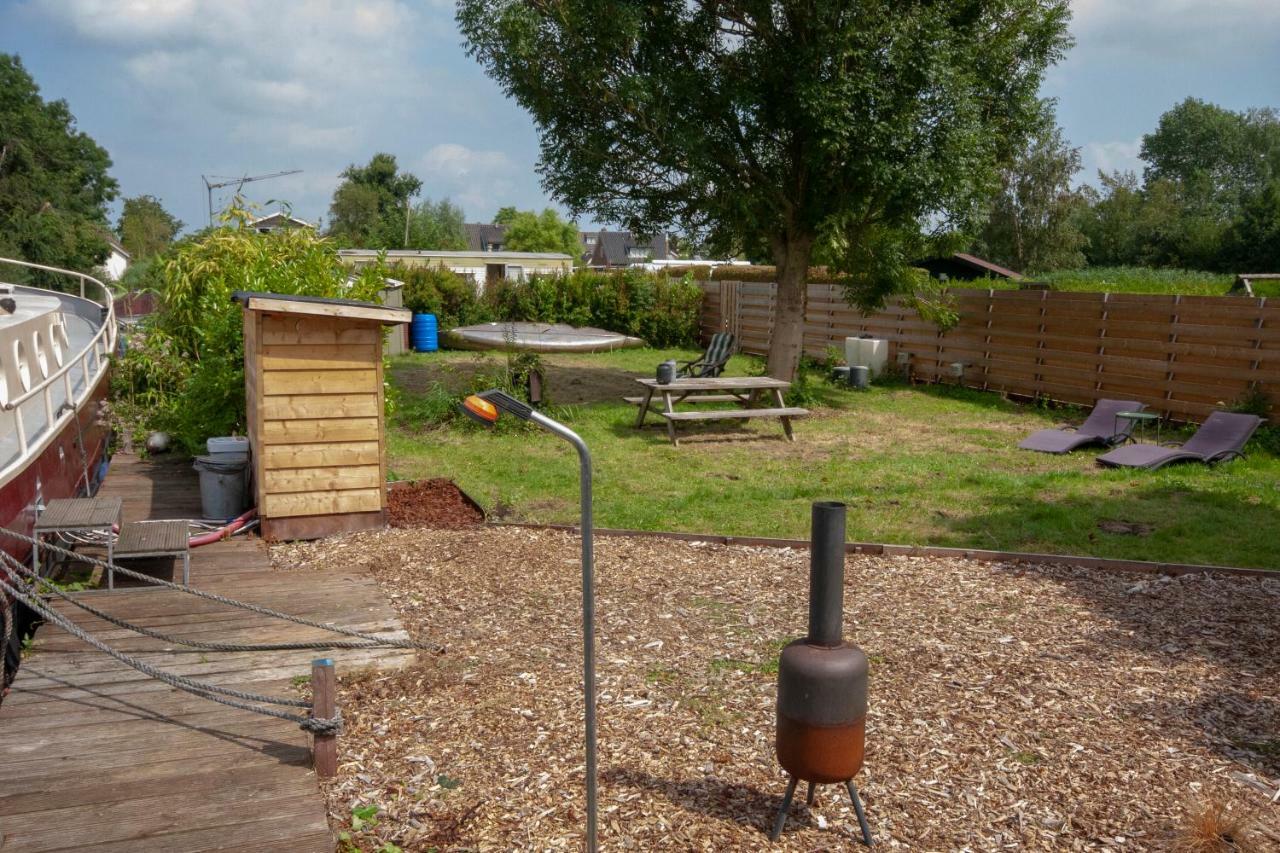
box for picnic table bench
[628,376,808,445]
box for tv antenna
[202,170,303,226]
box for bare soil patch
[387,479,484,528]
[274,528,1280,851]
[392,357,644,405]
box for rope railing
[3,554,402,653]
[0,525,443,654]
[0,559,340,735]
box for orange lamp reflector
[462,394,499,425]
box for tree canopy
[117,194,183,260]
[458,1,1072,378]
[973,104,1087,274]
[1076,98,1280,272]
[0,53,118,276]
[501,207,580,256]
[326,152,423,247]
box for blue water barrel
[411,313,439,352]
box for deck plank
[0,453,413,852]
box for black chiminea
[770,501,873,845]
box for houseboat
[1,258,115,688]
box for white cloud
[1081,138,1144,179]
[418,143,521,216]
[1070,0,1280,57]
[33,1,421,126]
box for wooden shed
[233,291,410,540]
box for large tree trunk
[766,236,813,381]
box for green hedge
[486,269,703,347]
[395,264,495,329]
[398,267,705,349]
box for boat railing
[0,258,116,472]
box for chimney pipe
[808,501,846,647]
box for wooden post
[311,658,338,779]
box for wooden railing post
[311,658,338,779]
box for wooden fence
[699,281,1279,421]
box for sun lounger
[1018,399,1146,454]
[1096,411,1264,470]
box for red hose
[107,508,259,548]
[188,508,258,547]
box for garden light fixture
[460,389,599,853]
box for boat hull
[0,368,111,568]
[442,322,646,353]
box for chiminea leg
[805,781,816,806]
[845,780,874,847]
[770,776,798,841]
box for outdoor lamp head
[461,394,499,426]
[462,388,535,424]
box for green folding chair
[678,332,736,378]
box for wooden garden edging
[494,522,1275,578]
[699,282,1278,422]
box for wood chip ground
[273,528,1280,851]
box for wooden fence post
[311,658,338,779]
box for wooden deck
[0,454,414,852]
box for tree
[117,195,183,260]
[974,105,1087,273]
[493,206,518,225]
[502,208,580,257]
[457,1,1071,379]
[326,152,423,247]
[402,197,468,250]
[1140,99,1276,214]
[0,53,118,275]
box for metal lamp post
[462,389,598,852]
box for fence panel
[697,281,1275,421]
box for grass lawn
[387,349,1279,570]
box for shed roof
[950,253,1023,280]
[231,290,410,324]
[339,249,573,261]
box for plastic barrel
[411,313,439,352]
[850,365,870,390]
[193,456,249,520]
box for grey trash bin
[193,455,249,520]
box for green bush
[114,212,388,453]
[486,268,703,347]
[396,265,493,329]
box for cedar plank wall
[700,282,1278,422]
[250,312,385,532]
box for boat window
[32,330,49,378]
[49,321,66,366]
[14,339,32,392]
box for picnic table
[628,376,809,446]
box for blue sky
[4,1,1279,235]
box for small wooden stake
[311,658,337,779]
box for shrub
[114,212,388,453]
[486,268,703,347]
[396,265,493,329]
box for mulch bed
[386,479,484,529]
[273,528,1280,851]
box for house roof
[339,249,573,261]
[249,212,315,230]
[99,230,130,258]
[465,222,507,251]
[590,231,671,266]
